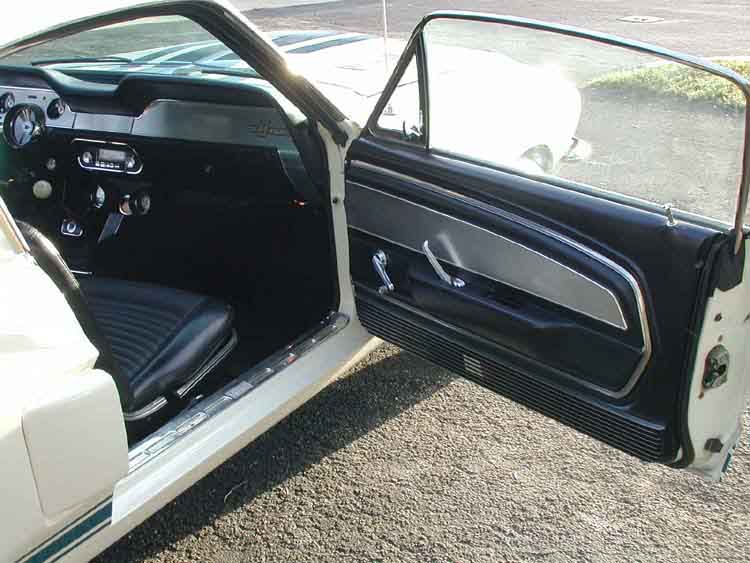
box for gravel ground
[97,344,750,563]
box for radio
[75,140,142,174]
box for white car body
[0,2,748,562]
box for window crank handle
[372,250,395,294]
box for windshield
[0,16,261,79]
[0,10,405,124]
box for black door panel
[350,222,644,394]
[346,138,722,463]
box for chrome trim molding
[127,312,349,472]
[123,331,238,422]
[347,161,653,399]
[72,138,144,175]
[123,397,168,422]
[0,85,76,130]
[175,330,238,397]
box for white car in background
[282,32,590,172]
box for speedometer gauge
[2,104,45,149]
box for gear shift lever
[98,213,124,243]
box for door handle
[422,240,465,288]
[372,250,395,294]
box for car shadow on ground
[96,348,454,562]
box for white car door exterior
[0,198,128,563]
[346,13,750,481]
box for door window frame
[368,32,431,150]
[364,11,750,250]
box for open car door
[345,12,750,480]
[0,199,127,562]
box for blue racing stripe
[287,34,371,54]
[19,501,112,563]
[269,30,341,47]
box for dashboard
[0,67,324,271]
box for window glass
[422,18,746,224]
[1,17,257,79]
[376,56,423,143]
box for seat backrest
[16,221,133,409]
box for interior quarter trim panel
[347,162,654,399]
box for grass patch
[587,59,750,109]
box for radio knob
[125,155,137,171]
[81,151,93,165]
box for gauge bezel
[47,98,66,120]
[2,104,46,149]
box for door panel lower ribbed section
[356,289,667,462]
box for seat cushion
[78,277,234,414]
[17,221,133,408]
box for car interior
[0,66,338,443]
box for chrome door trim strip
[347,161,653,399]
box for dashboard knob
[131,190,151,216]
[32,179,53,200]
[119,191,151,216]
[81,151,93,165]
[125,155,137,170]
[92,186,106,209]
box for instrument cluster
[1,87,71,149]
